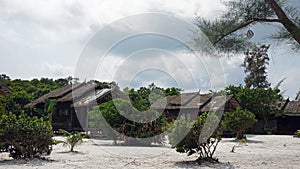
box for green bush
[295,129,300,138]
[166,112,222,163]
[89,98,167,146]
[222,107,257,140]
[0,113,54,159]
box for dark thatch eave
[151,92,239,113]
[25,82,127,109]
[200,95,235,112]
[25,83,85,108]
[283,100,300,115]
[151,92,214,110]
[57,83,101,103]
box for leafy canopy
[222,107,257,139]
[195,0,300,53]
[226,85,283,132]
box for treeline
[0,74,181,116]
[0,75,115,115]
[0,74,79,115]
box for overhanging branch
[213,18,281,45]
[264,0,300,45]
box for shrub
[0,113,54,159]
[89,98,167,146]
[222,107,257,140]
[59,130,86,152]
[295,129,300,138]
[166,112,222,163]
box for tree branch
[264,0,300,45]
[213,18,281,45]
[252,18,281,23]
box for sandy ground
[0,135,299,169]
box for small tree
[59,130,85,152]
[226,85,283,132]
[167,112,222,163]
[222,108,257,140]
[0,113,53,159]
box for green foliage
[89,98,167,146]
[124,83,181,111]
[59,129,85,152]
[6,91,33,115]
[295,129,300,138]
[89,99,122,144]
[0,113,54,159]
[166,112,222,162]
[195,0,300,53]
[0,74,79,115]
[34,99,56,122]
[222,107,257,139]
[0,95,7,117]
[242,45,270,88]
[195,17,254,53]
[226,85,283,132]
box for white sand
[0,135,299,169]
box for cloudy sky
[0,0,299,98]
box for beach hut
[26,82,125,131]
[151,92,240,122]
[278,98,300,134]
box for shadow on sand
[175,160,235,169]
[222,138,264,144]
[0,157,55,167]
[56,151,86,155]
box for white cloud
[0,0,224,44]
[0,0,299,98]
[41,62,74,78]
[93,49,229,92]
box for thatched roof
[201,95,233,112]
[151,92,213,110]
[283,100,300,115]
[25,83,105,108]
[151,92,238,112]
[25,82,126,109]
[72,87,127,107]
[25,83,82,108]
[57,83,100,102]
[0,83,12,96]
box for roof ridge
[182,92,200,106]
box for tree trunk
[262,116,272,133]
[265,0,300,45]
[236,131,245,140]
[70,145,74,152]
